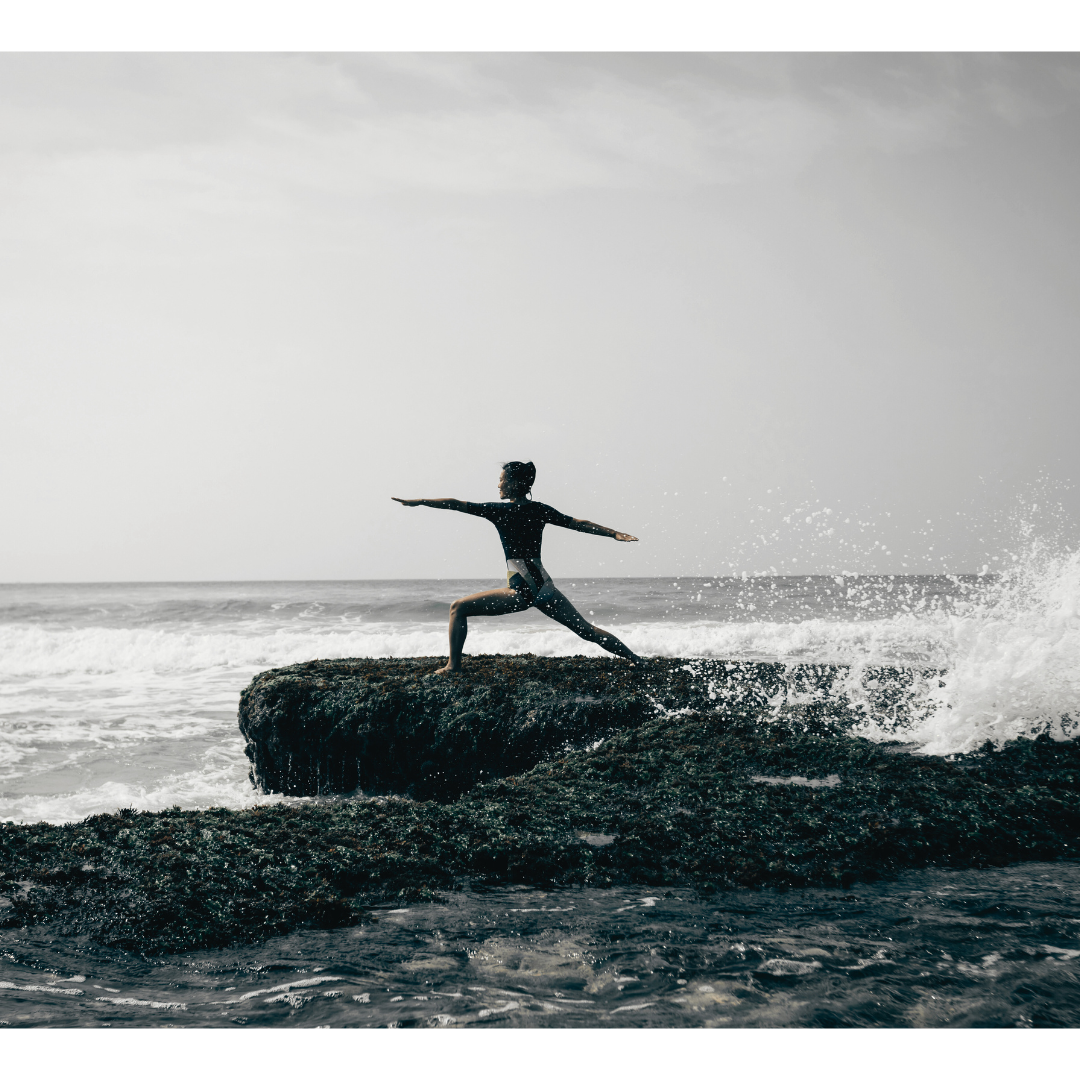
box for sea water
[2,865,1080,1028]
[2,557,1079,1026]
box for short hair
[502,460,536,490]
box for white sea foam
[0,615,951,677]
[0,749,295,825]
[854,546,1080,754]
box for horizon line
[0,571,993,586]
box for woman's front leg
[435,587,531,674]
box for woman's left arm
[566,517,638,542]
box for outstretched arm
[392,497,470,511]
[563,516,638,542]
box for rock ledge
[238,655,872,799]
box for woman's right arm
[391,497,470,511]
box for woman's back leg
[535,588,640,661]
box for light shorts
[506,557,558,604]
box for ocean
[2,555,1079,1026]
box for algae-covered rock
[3,711,1080,955]
[238,655,919,798]
[9,655,1070,957]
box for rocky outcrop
[3,657,1075,955]
[238,655,905,799]
[4,710,1080,954]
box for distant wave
[0,616,954,678]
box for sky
[1,52,1079,581]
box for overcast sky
[2,52,1078,581]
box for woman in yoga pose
[393,461,640,673]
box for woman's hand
[613,532,638,542]
[392,497,424,507]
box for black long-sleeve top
[458,500,575,560]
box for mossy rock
[4,683,1078,955]
[238,655,922,798]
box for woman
[393,461,641,673]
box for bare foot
[432,663,460,675]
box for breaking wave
[856,544,1080,754]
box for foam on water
[0,745,294,826]
[0,616,952,677]
[854,544,1080,754]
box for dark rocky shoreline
[2,656,1079,955]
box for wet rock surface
[238,656,900,799]
[2,657,1079,956]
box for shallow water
[2,862,1079,1028]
